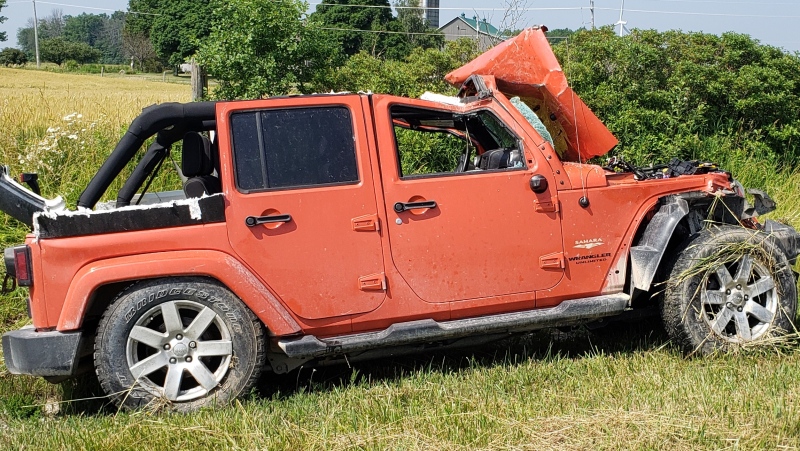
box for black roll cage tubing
[77,102,218,209]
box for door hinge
[534,197,559,213]
[358,273,386,291]
[352,214,380,232]
[539,252,565,270]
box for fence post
[190,59,204,101]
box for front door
[218,96,385,320]
[373,96,564,304]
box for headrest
[182,132,213,177]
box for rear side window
[231,107,359,191]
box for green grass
[3,326,800,449]
[2,69,800,449]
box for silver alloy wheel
[126,300,233,402]
[701,254,778,342]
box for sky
[1,0,799,53]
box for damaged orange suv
[2,28,798,411]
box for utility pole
[32,0,40,68]
[590,0,595,30]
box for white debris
[32,193,222,237]
[188,199,202,220]
[420,92,463,106]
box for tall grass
[0,68,799,449]
[0,67,190,206]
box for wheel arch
[626,192,725,296]
[57,250,301,336]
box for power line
[319,26,568,40]
[634,0,798,5]
[4,0,161,15]
[311,3,586,12]
[595,6,800,19]
[311,2,800,20]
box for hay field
[0,68,189,205]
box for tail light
[4,245,32,287]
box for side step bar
[278,293,630,359]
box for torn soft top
[445,27,618,161]
[34,194,225,239]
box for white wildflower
[67,134,78,140]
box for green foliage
[40,37,102,65]
[0,0,7,42]
[198,0,341,100]
[313,0,394,57]
[325,38,480,97]
[1,392,41,420]
[395,0,443,51]
[395,127,464,175]
[17,12,125,64]
[312,0,442,60]
[127,0,215,67]
[63,12,125,64]
[0,47,27,66]
[553,28,800,167]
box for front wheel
[94,278,265,411]
[661,226,797,355]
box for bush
[552,28,800,167]
[0,48,28,66]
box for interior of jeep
[390,105,524,178]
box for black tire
[94,278,265,411]
[661,225,797,355]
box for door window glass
[231,107,359,191]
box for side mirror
[529,175,548,193]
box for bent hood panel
[445,28,618,161]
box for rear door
[218,95,385,320]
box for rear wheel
[94,278,265,411]
[661,226,797,355]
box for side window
[391,105,524,178]
[231,106,359,191]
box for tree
[312,0,397,58]
[122,29,157,71]
[0,47,27,66]
[17,10,66,58]
[97,12,125,64]
[39,36,101,65]
[197,0,341,99]
[64,13,105,47]
[126,0,214,67]
[0,0,7,42]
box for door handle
[245,214,292,227]
[393,200,437,213]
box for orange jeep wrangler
[2,28,798,411]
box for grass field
[2,68,800,450]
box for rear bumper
[2,326,82,377]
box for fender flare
[56,250,301,336]
[629,195,690,292]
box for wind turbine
[615,0,630,37]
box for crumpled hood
[445,27,618,161]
